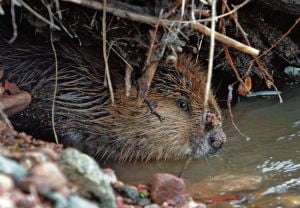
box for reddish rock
[150,173,186,206]
[29,162,68,193]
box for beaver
[0,39,226,162]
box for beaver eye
[177,99,189,111]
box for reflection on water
[104,86,300,203]
[258,159,300,174]
[262,178,300,195]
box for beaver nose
[208,136,223,149]
[207,127,226,150]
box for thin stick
[17,0,60,31]
[8,1,18,43]
[41,0,59,143]
[203,0,217,113]
[191,22,259,56]
[102,0,115,105]
[46,4,60,144]
[227,85,249,140]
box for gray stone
[0,155,27,184]
[58,148,116,208]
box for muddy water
[106,85,300,206]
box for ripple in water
[262,178,300,195]
[257,159,300,173]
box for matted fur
[1,40,226,162]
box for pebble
[0,194,15,208]
[48,192,100,208]
[144,204,160,208]
[58,148,116,208]
[113,181,125,189]
[151,173,186,206]
[137,198,151,207]
[102,168,118,184]
[30,162,68,192]
[0,174,14,192]
[0,156,27,184]
[117,184,140,203]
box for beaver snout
[207,127,226,150]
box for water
[105,85,300,206]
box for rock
[150,173,186,206]
[144,204,160,208]
[0,194,15,208]
[137,198,151,207]
[67,194,99,208]
[113,181,124,189]
[20,177,51,196]
[0,174,14,192]
[117,185,140,203]
[187,197,206,208]
[57,148,116,208]
[102,168,118,184]
[30,162,68,193]
[0,156,27,184]
[115,196,124,208]
[46,193,99,208]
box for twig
[222,0,282,102]
[102,0,115,105]
[17,0,60,31]
[137,10,163,106]
[43,2,60,144]
[203,0,217,114]
[224,48,244,84]
[125,65,133,97]
[8,0,18,43]
[62,0,259,57]
[178,156,193,178]
[137,61,159,106]
[191,22,259,56]
[145,9,163,66]
[227,85,249,140]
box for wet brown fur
[1,41,226,162]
